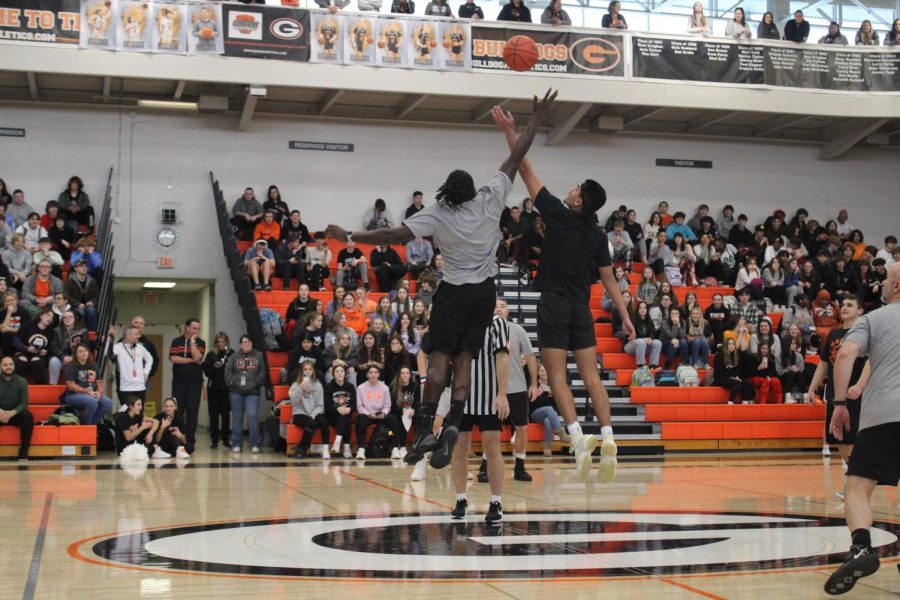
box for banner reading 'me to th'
[0,0,81,44]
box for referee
[450,312,510,524]
[824,263,900,595]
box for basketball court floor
[2,450,897,599]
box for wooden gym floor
[1,448,897,599]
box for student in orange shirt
[338,293,367,336]
[355,287,378,315]
[252,210,281,247]
[658,200,674,227]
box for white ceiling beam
[395,94,429,119]
[625,107,666,127]
[545,102,592,146]
[819,118,889,159]
[238,89,258,132]
[26,72,38,100]
[471,98,508,123]
[318,89,344,115]
[173,80,186,100]
[687,110,738,133]
[101,76,111,102]
[754,115,811,137]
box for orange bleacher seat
[601,354,635,370]
[267,352,288,368]
[645,404,825,422]
[595,339,622,353]
[29,385,66,404]
[594,323,613,337]
[629,387,730,404]
[661,420,821,440]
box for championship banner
[80,0,116,49]
[116,0,152,52]
[0,0,80,44]
[222,3,309,61]
[151,1,185,54]
[185,1,222,55]
[471,25,624,77]
[633,35,900,92]
[342,14,374,66]
[374,16,406,68]
[309,10,341,63]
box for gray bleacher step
[577,430,663,441]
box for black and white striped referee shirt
[466,315,510,416]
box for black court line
[22,492,53,600]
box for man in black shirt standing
[169,318,206,454]
[493,106,634,483]
[783,10,809,42]
[404,191,425,220]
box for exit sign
[142,292,159,304]
[157,256,174,268]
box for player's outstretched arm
[325,224,415,246]
[497,89,557,187]
[491,106,544,200]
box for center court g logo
[80,511,898,579]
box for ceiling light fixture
[136,99,198,111]
[142,281,177,289]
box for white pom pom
[120,442,150,463]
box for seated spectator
[274,234,307,289]
[355,365,398,459]
[290,361,329,459]
[231,187,263,242]
[14,308,58,384]
[750,317,782,365]
[783,10,809,42]
[32,238,64,279]
[115,396,162,457]
[762,257,787,307]
[383,334,414,387]
[649,292,673,330]
[393,311,422,357]
[48,293,69,329]
[784,259,803,307]
[800,259,823,299]
[49,311,89,384]
[748,342,782,404]
[686,204,709,235]
[0,355,33,461]
[704,293,731,351]
[670,232,697,287]
[602,266,630,311]
[497,0,531,21]
[391,285,413,316]
[609,221,634,272]
[636,267,659,305]
[521,197,538,226]
[0,178,10,205]
[731,288,761,333]
[728,213,755,253]
[69,237,102,280]
[819,21,848,45]
[693,233,715,282]
[757,11,780,39]
[0,206,11,249]
[410,298,429,329]
[423,0,452,16]
[624,301,662,368]
[834,209,853,239]
[243,239,275,292]
[48,215,75,261]
[521,216,545,268]
[711,238,737,285]
[355,287,378,316]
[647,231,675,283]
[7,190,33,229]
[687,2,709,35]
[499,205,528,266]
[528,365,569,456]
[406,236,433,279]
[369,317,389,350]
[875,235,896,267]
[457,0,483,19]
[713,333,754,404]
[15,212,45,253]
[541,0,570,25]
[855,20,879,45]
[665,212,697,242]
[357,331,385,374]
[339,293,368,337]
[644,211,663,257]
[778,328,807,401]
[734,257,761,293]
[886,18,900,46]
[846,229,866,261]
[680,291,701,321]
[252,210,281,247]
[295,311,326,351]
[336,238,368,290]
[62,343,112,425]
[0,292,27,357]
[21,260,63,318]
[371,244,406,293]
[686,306,712,368]
[324,331,359,384]
[62,259,99,331]
[323,364,356,458]
[856,260,880,308]
[280,210,313,244]
[660,307,689,368]
[391,0,416,15]
[782,293,816,347]
[40,201,62,231]
[826,256,855,301]
[58,176,94,231]
[812,289,841,340]
[373,295,398,330]
[153,397,190,459]
[602,0,627,28]
[315,0,349,12]
[324,286,345,322]
[262,185,290,227]
[306,233,332,292]
[429,252,444,281]
[363,198,394,231]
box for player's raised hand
[491,106,515,133]
[324,225,348,242]
[532,88,558,118]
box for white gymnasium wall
[1,104,897,336]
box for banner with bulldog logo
[0,0,80,45]
[222,3,308,61]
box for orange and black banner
[0,0,80,44]
[471,25,624,77]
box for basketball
[503,35,539,72]
[200,27,214,40]
[366,36,373,44]
[443,40,451,48]
[430,40,437,48]
[377,40,385,49]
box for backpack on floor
[96,420,117,452]
[655,370,677,387]
[46,405,81,426]
[367,423,393,458]
[259,307,287,351]
[630,365,655,388]
[676,365,700,387]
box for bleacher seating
[0,385,97,458]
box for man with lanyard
[824,263,900,595]
[450,311,509,523]
[131,315,160,380]
[327,89,557,470]
[109,324,153,408]
[169,318,205,454]
[477,297,538,483]
[806,295,870,497]
[492,105,635,483]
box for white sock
[482,452,487,460]
[514,453,526,460]
[567,422,582,437]
[333,435,342,447]
[491,495,502,504]
[600,426,614,439]
[457,493,467,502]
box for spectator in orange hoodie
[338,293,368,336]
[252,210,281,247]
[812,289,841,340]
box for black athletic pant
[279,262,307,288]
[292,413,330,450]
[207,387,231,445]
[780,370,806,394]
[326,412,353,444]
[357,414,401,449]
[173,382,202,453]
[717,377,755,403]
[4,410,33,458]
[14,354,48,384]
[375,264,406,293]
